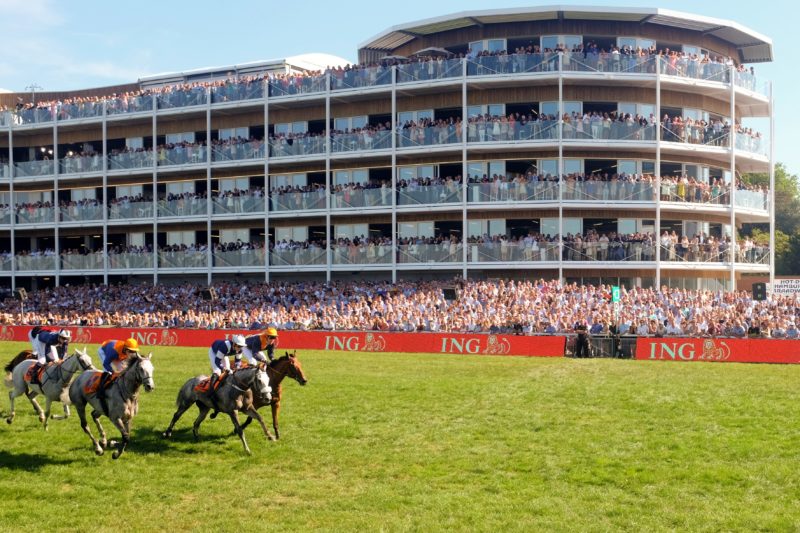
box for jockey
[98,338,140,373]
[242,327,279,365]
[206,334,247,410]
[28,325,52,356]
[34,329,70,365]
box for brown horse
[239,352,308,440]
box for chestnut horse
[239,352,308,440]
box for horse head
[253,367,271,396]
[131,352,155,392]
[73,347,95,372]
[274,351,308,386]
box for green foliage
[1,343,799,531]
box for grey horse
[68,353,155,459]
[162,364,272,455]
[5,347,95,429]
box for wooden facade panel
[330,100,393,117]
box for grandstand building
[0,7,774,291]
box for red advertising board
[0,325,565,358]
[635,337,800,364]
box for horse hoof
[162,431,171,439]
[267,435,276,441]
[94,448,104,456]
[6,415,13,424]
[38,415,45,423]
[112,452,120,460]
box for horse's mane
[4,350,34,374]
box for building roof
[358,6,773,63]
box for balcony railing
[734,190,769,210]
[398,124,460,148]
[331,244,393,265]
[157,146,207,166]
[16,255,57,271]
[14,160,54,177]
[158,250,208,268]
[157,198,207,217]
[397,242,463,263]
[270,247,327,267]
[59,155,103,174]
[156,88,207,110]
[106,95,154,116]
[268,76,327,98]
[468,242,561,262]
[331,187,391,209]
[330,130,392,153]
[211,141,265,162]
[562,181,657,203]
[60,205,104,223]
[270,190,326,212]
[211,81,264,103]
[469,181,558,202]
[61,253,104,270]
[0,255,12,271]
[109,252,154,269]
[398,183,463,206]
[57,101,104,121]
[108,151,154,171]
[331,65,393,90]
[268,136,326,158]
[212,195,264,215]
[213,249,265,267]
[16,207,55,224]
[109,201,153,220]
[397,58,463,83]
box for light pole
[24,83,42,105]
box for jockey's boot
[206,373,221,416]
[97,371,112,416]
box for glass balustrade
[268,136,326,158]
[331,244,393,265]
[562,181,657,202]
[212,195,264,215]
[397,125,459,148]
[109,252,154,269]
[268,75,327,97]
[734,190,769,210]
[14,160,54,177]
[61,254,104,270]
[467,242,561,262]
[330,130,391,153]
[468,119,560,143]
[157,198,207,217]
[660,57,730,83]
[157,145,207,166]
[564,53,656,75]
[158,250,208,268]
[211,80,264,103]
[658,243,731,263]
[16,255,57,271]
[1,161,10,178]
[562,121,656,142]
[106,94,154,115]
[16,207,55,224]
[331,187,391,209]
[332,65,392,90]
[397,243,462,263]
[469,181,559,202]
[60,205,103,222]
[735,134,767,156]
[213,248,265,267]
[57,101,104,121]
[0,207,12,224]
[7,107,54,125]
[658,181,729,205]
[0,255,12,271]
[270,190,326,212]
[108,150,154,171]
[156,88,207,109]
[59,155,103,174]
[108,201,153,220]
[660,124,730,148]
[398,183,463,206]
[270,246,327,267]
[397,58,462,82]
[211,141,265,162]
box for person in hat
[33,328,71,364]
[242,327,279,365]
[204,334,248,409]
[98,338,141,373]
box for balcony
[16,254,57,271]
[60,204,104,223]
[61,253,104,270]
[211,80,264,103]
[211,141,265,163]
[109,201,153,220]
[270,246,327,267]
[330,130,392,153]
[157,145,207,166]
[157,198,207,218]
[59,154,103,175]
[156,88,207,110]
[14,160,54,178]
[109,252,154,269]
[398,183,463,206]
[212,195,264,215]
[331,187,391,209]
[397,242,463,263]
[270,189,326,212]
[331,243,393,265]
[16,206,55,224]
[106,94,154,116]
[213,248,265,268]
[158,249,208,268]
[397,58,463,83]
[108,150,154,171]
[268,136,326,158]
[469,181,558,203]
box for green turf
[1,341,798,532]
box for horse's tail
[4,350,33,374]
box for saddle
[24,363,47,386]
[83,371,118,395]
[194,372,231,394]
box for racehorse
[68,353,155,459]
[239,352,308,440]
[162,364,272,455]
[5,348,95,429]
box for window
[618,160,637,176]
[71,188,96,201]
[468,219,506,239]
[166,182,194,195]
[469,38,507,53]
[334,116,368,131]
[467,160,506,180]
[219,228,249,243]
[397,110,433,123]
[618,103,655,118]
[541,35,582,50]
[128,233,144,247]
[16,191,52,203]
[541,101,581,117]
[275,226,308,243]
[218,127,249,141]
[271,173,307,189]
[165,132,195,144]
[126,137,143,150]
[467,104,504,118]
[618,219,637,234]
[274,121,307,135]
[334,223,368,240]
[219,177,249,192]
[399,165,436,181]
[538,158,581,177]
[117,185,143,198]
[334,169,368,186]
[618,37,655,50]
[166,231,194,245]
[399,221,434,239]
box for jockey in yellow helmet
[242,327,279,364]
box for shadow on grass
[0,450,76,470]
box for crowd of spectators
[1,279,797,339]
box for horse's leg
[77,403,104,456]
[6,387,20,424]
[26,391,45,423]
[52,402,70,420]
[163,399,193,439]
[272,400,281,440]
[43,397,52,430]
[229,411,251,455]
[242,406,274,442]
[192,404,211,441]
[111,416,130,460]
[92,409,108,449]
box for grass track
[1,341,798,532]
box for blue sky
[0,0,794,174]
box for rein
[229,367,255,393]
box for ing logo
[160,329,179,346]
[362,333,386,352]
[0,325,14,341]
[483,335,511,355]
[74,327,92,343]
[698,339,731,361]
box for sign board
[611,286,620,302]
[771,279,800,296]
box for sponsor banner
[635,337,800,364]
[0,325,565,358]
[771,278,800,296]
